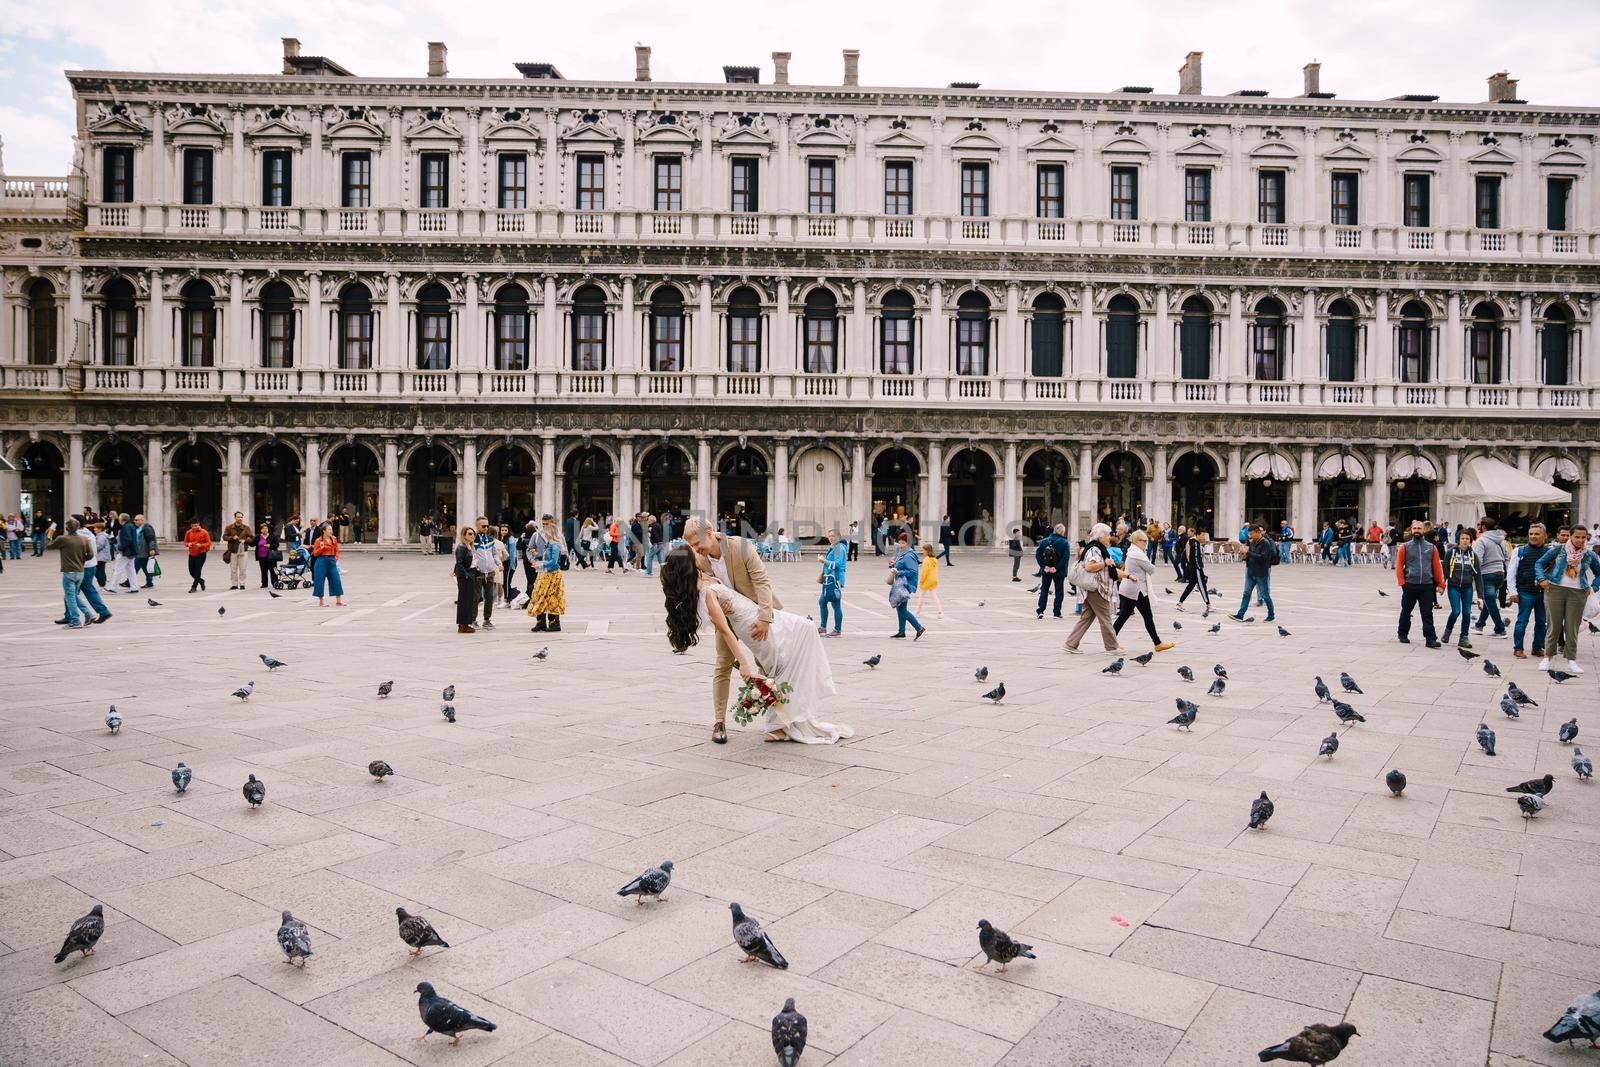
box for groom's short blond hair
[682,516,712,541]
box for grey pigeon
[1248,790,1274,830]
[416,981,496,1045]
[146,597,160,606]
[105,707,122,733]
[217,606,225,615]
[232,681,253,701]
[1318,733,1339,759]
[1258,1022,1360,1063]
[1573,747,1592,780]
[1476,723,1497,756]
[396,907,449,955]
[1332,699,1364,724]
[1213,664,1228,679]
[259,654,286,671]
[172,762,191,793]
[1178,665,1194,682]
[1506,773,1555,797]
[1207,678,1226,697]
[864,655,880,669]
[1208,623,1221,634]
[1482,659,1501,677]
[533,647,549,660]
[616,860,673,904]
[975,666,988,682]
[1519,793,1546,818]
[1499,694,1520,720]
[1592,621,1600,635]
[1339,673,1362,694]
[975,918,1036,973]
[442,685,455,702]
[1550,669,1577,683]
[1164,587,1173,595]
[731,902,787,969]
[1244,616,1257,623]
[377,680,394,698]
[1544,990,1600,1046]
[1560,718,1579,743]
[277,910,312,965]
[441,704,456,723]
[1378,589,1388,597]
[1102,658,1125,675]
[1458,646,1480,660]
[977,601,985,607]
[1507,681,1537,706]
[1385,769,1406,796]
[982,682,1005,704]
[268,589,282,598]
[772,997,807,1066]
[1173,621,1182,630]
[53,904,104,963]
[1314,677,1331,703]
[1133,652,1154,666]
[368,760,394,781]
[243,773,265,807]
[1277,626,1291,638]
[1170,699,1198,730]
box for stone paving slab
[0,553,1597,1064]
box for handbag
[1584,591,1600,622]
[888,574,910,608]
[148,559,162,578]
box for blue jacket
[892,547,920,592]
[1534,545,1600,591]
[1034,533,1071,572]
[820,542,847,589]
[538,541,563,573]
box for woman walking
[1175,531,1211,614]
[183,520,212,593]
[1441,529,1478,649]
[453,526,478,633]
[1537,523,1600,673]
[916,543,945,618]
[311,523,345,607]
[888,533,926,640]
[1008,526,1024,581]
[1112,530,1174,651]
[528,518,568,633]
[254,522,279,589]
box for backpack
[471,540,499,575]
[1039,541,1060,569]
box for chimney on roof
[772,51,791,86]
[1488,71,1519,103]
[282,37,301,76]
[1302,62,1321,96]
[1179,50,1203,95]
[843,49,860,86]
[427,41,447,77]
[635,44,652,82]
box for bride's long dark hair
[661,544,701,653]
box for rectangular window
[883,161,913,216]
[955,317,988,375]
[106,309,135,366]
[728,316,761,373]
[419,152,449,208]
[261,150,292,207]
[881,316,913,375]
[497,153,528,210]
[807,159,835,214]
[184,309,214,367]
[496,310,528,370]
[1330,172,1359,226]
[1258,170,1286,224]
[804,316,837,373]
[341,311,373,369]
[1183,168,1212,222]
[263,310,293,369]
[1036,164,1064,219]
[418,311,450,369]
[1109,166,1138,220]
[573,311,606,370]
[730,156,759,213]
[959,162,989,217]
[653,155,683,212]
[1403,173,1430,228]
[1398,324,1429,383]
[1475,175,1502,229]
[576,154,604,210]
[1548,176,1573,231]
[102,146,134,203]
[182,148,213,205]
[651,314,683,372]
[341,151,371,208]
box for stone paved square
[0,549,1596,1065]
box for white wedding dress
[702,582,853,744]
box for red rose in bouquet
[732,674,794,726]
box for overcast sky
[1,0,1596,175]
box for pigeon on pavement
[1519,793,1546,818]
[1314,677,1331,703]
[772,997,807,1066]
[1573,747,1592,780]
[1543,991,1600,1047]
[53,904,104,963]
[1483,660,1501,677]
[105,707,121,733]
[1102,658,1125,675]
[368,760,394,781]
[1170,699,1199,730]
[731,903,787,968]
[1592,621,1600,635]
[377,680,394,698]
[1507,681,1537,706]
[1500,694,1521,720]
[1207,678,1226,697]
[1208,623,1222,634]
[1278,626,1292,638]
[146,597,160,606]
[975,919,1036,973]
[1378,589,1388,597]
[1173,621,1182,630]
[1477,723,1497,756]
[442,685,456,703]
[1550,669,1577,683]
[1332,699,1365,725]
[1506,773,1555,797]
[268,589,282,599]
[1339,673,1363,694]
[533,647,549,660]
[232,681,254,701]
[616,860,673,905]
[243,773,265,807]
[1560,718,1579,744]
[277,910,312,965]
[217,606,225,616]
[396,908,450,955]
[1385,769,1406,797]
[1257,1022,1360,1063]
[441,704,456,723]
[259,654,286,671]
[1248,791,1275,830]
[982,683,1005,704]
[1133,652,1154,666]
[1178,665,1194,682]
[1459,647,1481,660]
[1214,664,1229,679]
[172,763,191,793]
[864,655,881,669]
[415,982,496,1045]
[975,666,988,682]
[1318,733,1339,759]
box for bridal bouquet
[732,674,793,726]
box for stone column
[926,282,945,378]
[1296,447,1317,547]
[381,438,401,543]
[695,438,713,518]
[774,279,794,374]
[67,267,84,347]
[926,441,944,526]
[384,272,402,379]
[1584,451,1600,528]
[540,436,557,518]
[460,438,479,521]
[540,275,559,371]
[1002,282,1021,379]
[696,278,714,373]
[850,280,867,375]
[229,104,246,231]
[773,440,790,534]
[1517,292,1536,387]
[1151,444,1171,525]
[1003,441,1019,535]
[144,434,164,536]
[1443,292,1463,387]
[1226,287,1245,382]
[226,270,245,368]
[1077,283,1095,378]
[1441,448,1460,518]
[617,439,635,517]
[1222,445,1244,538]
[850,443,868,533]
[1076,442,1094,540]
[1515,448,1532,475]
[306,272,323,369]
[224,435,244,518]
[1372,295,1390,386]
[303,436,321,523]
[147,269,167,367]
[1299,288,1318,383]
[0,280,11,365]
[461,274,480,372]
[1153,285,1172,379]
[616,276,636,373]
[1369,450,1390,527]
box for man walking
[1394,519,1445,647]
[132,514,158,588]
[75,519,112,624]
[937,515,955,566]
[470,517,504,629]
[223,511,251,590]
[1471,516,1509,637]
[47,518,97,628]
[1063,523,1121,654]
[1231,525,1279,622]
[1506,523,1548,659]
[846,520,860,562]
[1034,523,1072,619]
[817,529,847,637]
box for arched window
[879,289,914,375]
[25,278,57,366]
[494,283,530,371]
[1106,294,1139,379]
[1543,303,1574,386]
[1030,293,1065,377]
[1468,301,1503,385]
[259,280,295,368]
[338,282,374,369]
[180,279,216,367]
[1179,295,1211,380]
[571,284,607,371]
[649,285,685,372]
[100,277,136,366]
[1252,297,1286,381]
[955,291,990,376]
[1325,299,1357,382]
[1398,300,1431,383]
[727,286,762,373]
[415,282,451,370]
[803,288,838,374]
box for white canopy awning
[1446,456,1572,504]
[1534,455,1582,483]
[1317,453,1369,481]
[1390,454,1439,481]
[1242,451,1296,481]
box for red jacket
[1394,541,1445,589]
[184,528,212,557]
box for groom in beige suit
[683,516,782,740]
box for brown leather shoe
[458,624,475,634]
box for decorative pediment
[1540,148,1586,168]
[162,268,232,300]
[246,106,307,142]
[1393,144,1443,164]
[559,109,620,144]
[872,128,928,151]
[1098,135,1151,156]
[717,113,772,147]
[405,107,461,141]
[794,115,853,147]
[324,106,385,140]
[948,131,1002,152]
[1248,139,1299,160]
[1023,132,1077,155]
[636,112,700,147]
[86,102,150,139]
[164,103,227,136]
[1323,142,1372,162]
[1467,144,1517,167]
[1173,137,1224,158]
[483,108,542,142]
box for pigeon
[232,682,253,701]
[977,600,985,607]
[1248,790,1274,830]
[415,982,496,1045]
[982,683,1005,704]
[975,918,1036,973]
[533,647,550,661]
[1133,652,1154,666]
[53,904,104,963]
[1207,678,1226,697]
[1385,769,1406,797]
[172,762,191,793]
[1573,747,1592,780]
[1378,589,1389,597]
[277,910,312,965]
[1507,681,1537,706]
[1102,658,1125,675]
[1173,621,1182,630]
[1550,669,1577,683]
[1483,659,1501,678]
[1339,673,1362,694]
[975,666,988,682]
[1164,587,1173,595]
[146,597,160,606]
[368,760,394,781]
[1506,773,1555,797]
[730,902,787,969]
[1332,699,1365,725]
[442,685,456,702]
[1258,1022,1360,1063]
[259,654,286,671]
[377,680,394,698]
[616,860,673,905]
[772,997,807,1067]
[1209,587,1220,596]
[441,704,456,723]
[1314,677,1331,703]
[1592,621,1600,635]
[1244,616,1257,623]
[268,590,282,599]
[1178,665,1194,682]
[243,773,265,807]
[1458,647,1480,660]
[396,907,449,955]
[1519,793,1545,818]
[1169,699,1198,730]
[1318,733,1339,759]
[1499,694,1520,720]
[1208,623,1222,634]
[1277,626,1291,638]
[1543,990,1600,1047]
[1214,664,1228,680]
[1560,718,1580,744]
[217,606,225,616]
[105,707,122,733]
[1476,723,1497,756]
[864,655,881,669]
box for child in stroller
[271,543,312,589]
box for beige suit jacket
[696,535,782,622]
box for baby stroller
[270,546,311,589]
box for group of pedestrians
[452,515,567,634]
